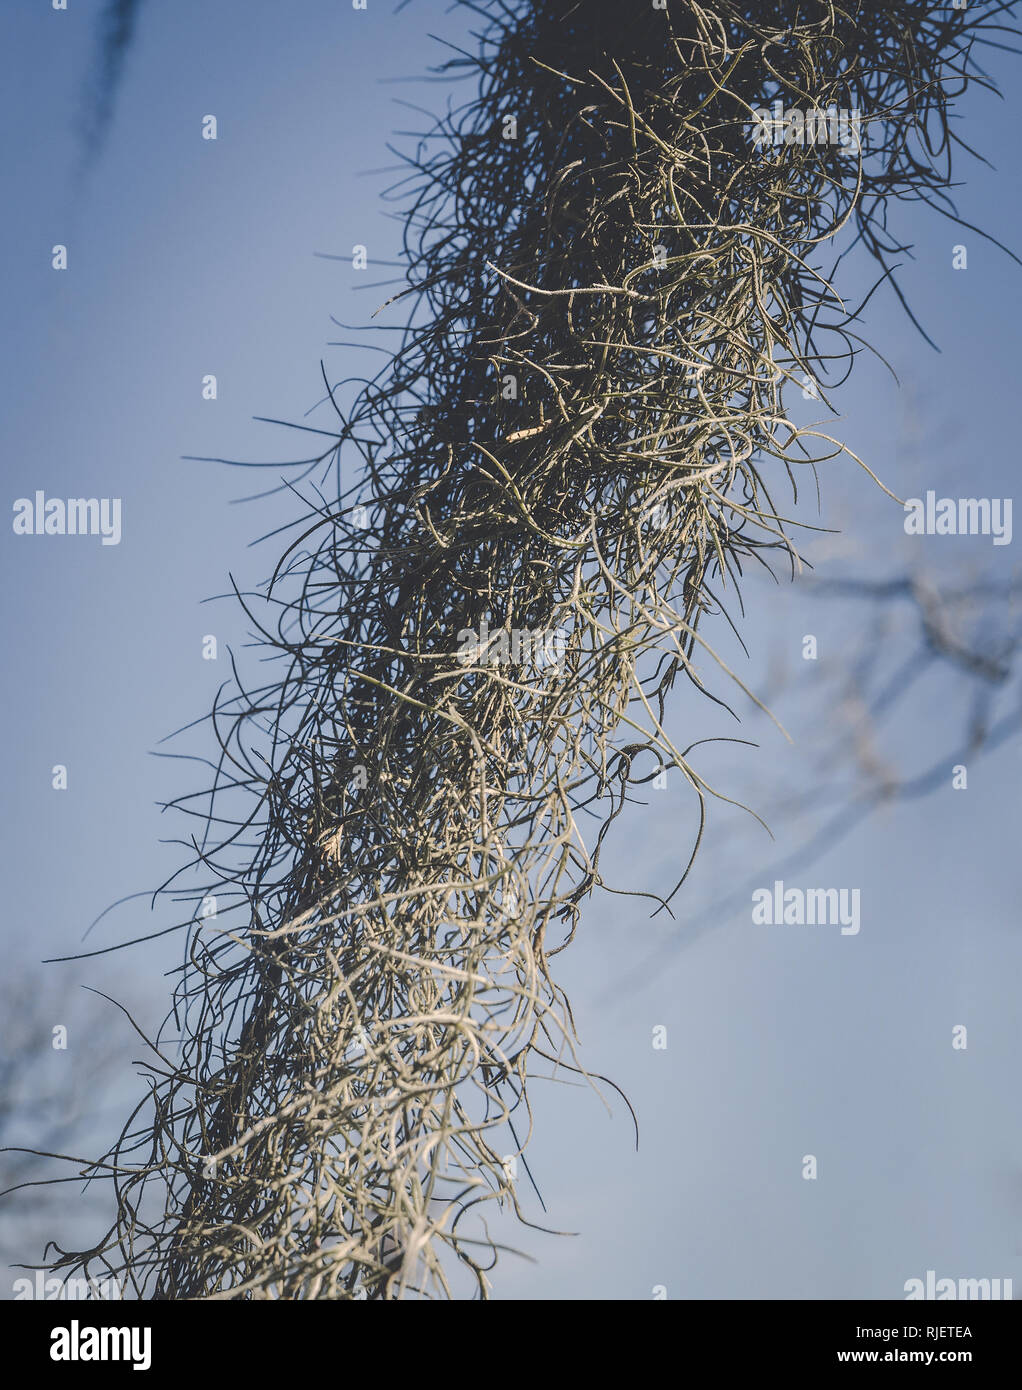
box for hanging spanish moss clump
[38,0,1014,1298]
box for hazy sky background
[1,0,1019,1299]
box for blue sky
[1,0,1019,1298]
